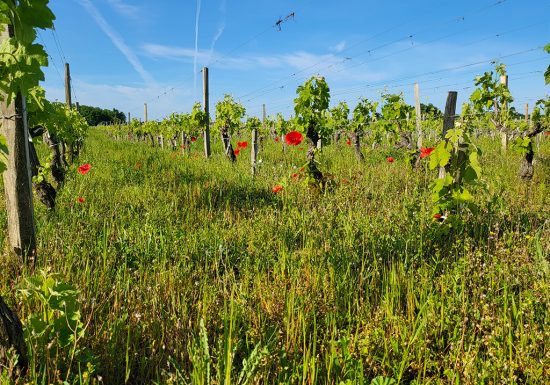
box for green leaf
[0,134,7,173]
[370,376,396,385]
[469,88,482,103]
[28,314,48,336]
[18,0,56,30]
[429,142,451,170]
[468,151,481,178]
[0,133,8,155]
[445,128,463,145]
[294,76,331,140]
[452,188,473,203]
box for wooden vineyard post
[0,295,28,376]
[500,75,509,152]
[66,63,77,162]
[43,60,66,185]
[1,96,37,260]
[251,106,262,176]
[414,82,422,149]
[60,63,71,163]
[144,103,154,146]
[525,103,529,122]
[262,103,266,149]
[438,91,458,179]
[0,26,36,262]
[65,63,72,108]
[0,22,31,371]
[203,67,211,158]
[251,124,258,176]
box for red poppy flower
[237,141,248,149]
[346,139,351,146]
[545,131,550,136]
[78,163,91,175]
[387,156,394,163]
[433,213,442,219]
[285,131,304,146]
[341,179,349,184]
[234,149,240,156]
[291,173,299,180]
[77,197,85,203]
[275,137,280,142]
[420,147,435,159]
[272,185,283,193]
[191,136,197,142]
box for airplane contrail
[79,0,155,85]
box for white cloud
[106,0,141,19]
[139,43,224,63]
[142,43,248,69]
[208,0,227,64]
[140,44,389,85]
[142,44,343,72]
[279,51,340,70]
[331,40,346,53]
[79,0,155,85]
[143,44,205,61]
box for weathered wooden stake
[65,63,72,108]
[1,95,36,260]
[251,126,258,176]
[203,67,211,158]
[251,106,263,175]
[524,103,529,122]
[66,63,75,162]
[144,103,148,122]
[439,91,458,179]
[0,295,28,375]
[61,63,72,163]
[0,25,36,261]
[414,82,422,149]
[500,75,509,152]
[261,103,266,149]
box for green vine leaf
[0,133,8,173]
[429,142,450,170]
[0,0,54,106]
[452,188,473,203]
[294,75,331,140]
[214,94,246,136]
[445,128,463,146]
[467,151,481,179]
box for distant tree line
[420,103,442,118]
[78,105,126,126]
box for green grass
[1,130,549,384]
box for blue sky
[40,0,549,120]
